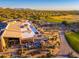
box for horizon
[0,0,79,10]
[1,7,79,11]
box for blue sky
[0,0,79,10]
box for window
[7,38,20,48]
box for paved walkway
[56,31,79,58]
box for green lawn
[45,19,64,23]
[45,18,76,23]
[65,32,79,52]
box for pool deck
[21,21,40,38]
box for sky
[0,0,79,10]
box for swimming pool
[30,25,39,34]
[0,22,7,36]
[0,22,7,30]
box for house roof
[2,20,38,39]
[2,21,22,38]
